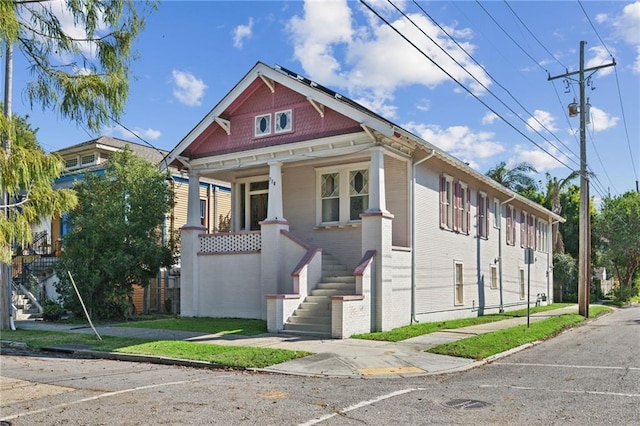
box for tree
[1,1,154,329]
[543,171,579,254]
[0,112,77,328]
[55,147,174,320]
[594,191,640,293]
[485,161,539,197]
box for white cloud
[588,105,619,132]
[587,45,616,77]
[171,70,207,107]
[103,125,162,141]
[610,1,640,73]
[482,112,498,125]
[511,142,572,173]
[286,0,491,118]
[526,109,558,133]
[404,122,504,169]
[233,17,254,48]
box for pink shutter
[485,197,490,239]
[453,182,460,232]
[520,211,526,248]
[466,188,471,235]
[439,176,446,228]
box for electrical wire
[503,1,568,70]
[578,0,615,59]
[371,0,575,171]
[410,0,580,167]
[108,116,169,171]
[613,67,639,184]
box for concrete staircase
[13,292,42,320]
[283,252,355,337]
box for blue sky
[7,0,640,200]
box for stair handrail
[16,282,44,313]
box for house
[163,62,564,338]
[15,136,230,317]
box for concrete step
[287,314,331,325]
[320,276,356,284]
[283,322,331,335]
[316,281,356,290]
[310,288,354,297]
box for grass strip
[115,341,310,368]
[352,303,574,342]
[115,317,267,336]
[427,305,611,360]
[1,329,309,368]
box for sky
[5,0,640,200]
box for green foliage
[55,147,174,320]
[485,161,539,197]
[1,0,156,132]
[0,113,77,263]
[42,300,65,321]
[553,253,578,301]
[117,317,268,336]
[595,191,640,289]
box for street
[1,306,638,425]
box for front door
[238,180,269,231]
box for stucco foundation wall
[197,253,261,318]
[280,234,309,293]
[391,248,412,328]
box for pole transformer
[548,41,615,318]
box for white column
[266,161,285,221]
[186,169,202,227]
[366,147,388,214]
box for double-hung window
[317,163,369,225]
[454,261,464,305]
[506,205,516,245]
[477,191,489,239]
[440,175,469,234]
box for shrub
[42,300,65,321]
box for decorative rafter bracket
[214,117,231,135]
[360,123,376,142]
[307,97,325,117]
[259,74,275,93]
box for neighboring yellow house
[41,136,231,314]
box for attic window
[255,114,271,137]
[65,157,78,168]
[81,154,96,165]
[275,110,292,133]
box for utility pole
[549,41,615,318]
[1,42,14,330]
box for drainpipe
[411,149,436,324]
[498,194,516,313]
[549,218,562,303]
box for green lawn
[427,305,611,360]
[352,303,575,342]
[116,317,267,336]
[2,326,308,369]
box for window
[65,157,78,168]
[477,191,489,239]
[537,219,549,253]
[317,163,369,224]
[255,114,271,137]
[454,181,470,234]
[520,211,527,248]
[506,205,516,245]
[274,110,292,133]
[455,262,464,305]
[490,264,498,289]
[439,175,453,230]
[200,199,207,227]
[349,169,369,221]
[440,176,469,234]
[81,154,96,165]
[519,268,526,299]
[237,178,269,231]
[492,198,501,229]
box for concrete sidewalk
[9,305,580,378]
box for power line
[613,67,639,184]
[373,0,575,171]
[503,1,568,70]
[578,0,615,59]
[410,0,580,168]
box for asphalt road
[1,305,638,425]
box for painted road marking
[299,387,426,426]
[358,366,425,375]
[494,362,640,371]
[479,384,640,398]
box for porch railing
[199,231,261,254]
